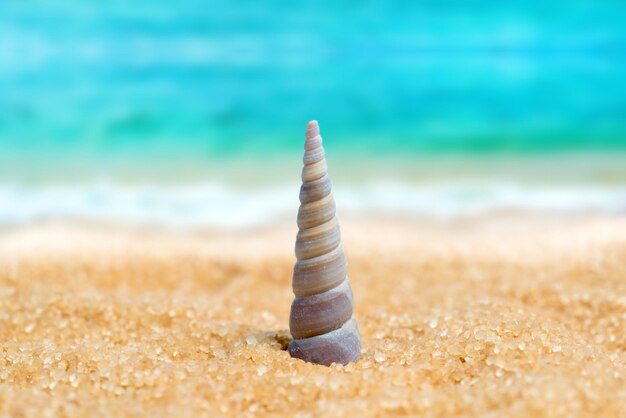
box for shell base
[288,317,361,366]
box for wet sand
[0,217,625,417]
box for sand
[0,217,625,417]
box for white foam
[0,181,624,229]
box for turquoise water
[1,0,626,169]
[1,1,625,227]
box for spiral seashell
[288,120,361,366]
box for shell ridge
[289,120,361,366]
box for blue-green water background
[1,0,626,175]
[1,1,626,227]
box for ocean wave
[0,182,624,229]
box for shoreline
[0,180,624,230]
[1,151,625,186]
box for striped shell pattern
[288,120,361,366]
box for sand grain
[0,218,625,417]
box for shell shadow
[243,328,292,352]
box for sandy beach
[0,216,624,417]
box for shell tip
[305,120,320,141]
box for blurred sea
[1,1,625,227]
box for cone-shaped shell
[288,120,361,366]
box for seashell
[299,174,331,203]
[289,317,360,367]
[301,160,328,183]
[292,243,347,297]
[288,120,361,366]
[294,217,341,260]
[297,194,336,230]
[290,279,354,339]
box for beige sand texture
[0,217,625,417]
